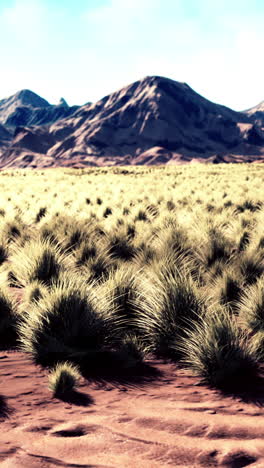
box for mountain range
[0,76,263,168]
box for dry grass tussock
[0,164,264,388]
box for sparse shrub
[209,270,242,312]
[10,239,71,287]
[7,270,20,288]
[18,274,118,366]
[97,266,144,337]
[0,286,18,348]
[146,204,159,217]
[103,207,112,218]
[0,245,8,265]
[166,200,175,211]
[65,227,87,251]
[205,259,225,282]
[1,220,23,244]
[250,331,264,362]
[23,280,48,305]
[39,227,58,245]
[235,200,262,214]
[239,277,264,332]
[48,362,81,396]
[137,265,205,360]
[135,209,148,222]
[238,231,251,252]
[132,242,156,267]
[258,236,264,249]
[123,207,130,215]
[35,207,47,223]
[84,250,114,283]
[126,223,136,239]
[115,334,146,368]
[206,203,215,212]
[199,228,233,269]
[107,234,136,261]
[239,250,264,285]
[76,241,97,266]
[179,309,258,389]
[154,225,192,266]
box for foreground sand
[1,352,264,468]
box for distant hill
[0,77,263,168]
[0,89,79,128]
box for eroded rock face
[0,89,79,128]
[0,76,263,168]
[45,75,263,163]
[0,123,11,146]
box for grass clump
[115,334,146,369]
[107,234,136,261]
[18,274,118,366]
[22,280,48,306]
[137,263,205,360]
[209,270,242,313]
[239,250,264,285]
[179,309,258,389]
[75,241,97,266]
[0,244,8,265]
[96,265,146,338]
[10,239,71,287]
[239,277,264,332]
[0,286,18,348]
[35,207,47,223]
[48,362,81,396]
[199,228,233,269]
[250,331,264,362]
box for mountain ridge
[0,76,263,168]
[0,89,79,129]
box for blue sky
[0,0,263,110]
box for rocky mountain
[0,89,79,129]
[0,76,263,168]
[0,123,11,146]
[243,101,264,127]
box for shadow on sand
[77,352,163,390]
[217,372,264,407]
[0,394,13,419]
[55,390,94,407]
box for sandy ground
[1,351,264,468]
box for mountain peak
[137,75,191,92]
[243,100,264,126]
[13,89,50,108]
[58,97,69,107]
[0,89,78,127]
[244,100,264,113]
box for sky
[0,0,263,111]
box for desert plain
[0,165,264,467]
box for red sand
[1,351,264,467]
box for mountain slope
[0,89,79,128]
[243,101,264,126]
[46,75,264,163]
[0,76,263,168]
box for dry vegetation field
[1,163,264,394]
